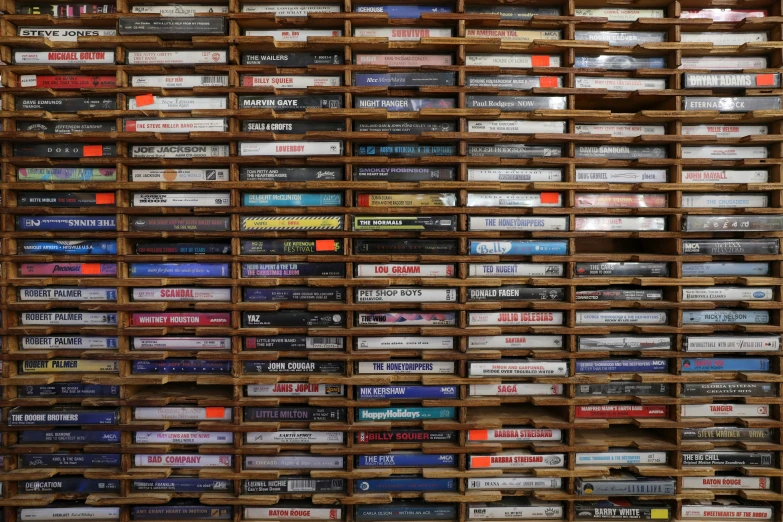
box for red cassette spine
[575,405,668,418]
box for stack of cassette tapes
[2,0,783,521]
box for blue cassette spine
[357,386,458,399]
[354,5,453,16]
[356,454,456,467]
[132,360,232,374]
[469,240,569,255]
[20,240,118,254]
[682,358,770,372]
[16,216,116,231]
[8,409,119,426]
[22,478,121,493]
[21,453,121,467]
[19,430,121,444]
[132,478,234,492]
[356,477,456,492]
[242,194,343,206]
[575,359,669,373]
[130,263,230,277]
[19,384,120,397]
[357,144,456,156]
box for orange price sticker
[540,192,560,204]
[95,193,115,205]
[316,240,337,251]
[81,264,101,275]
[205,407,226,419]
[531,55,550,67]
[135,94,155,107]
[83,145,103,157]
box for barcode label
[203,76,229,86]
[308,337,343,348]
[288,480,316,492]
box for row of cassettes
[9,166,781,184]
[5,5,773,20]
[9,238,781,256]
[9,191,780,209]
[12,333,780,351]
[11,356,783,374]
[8,71,783,91]
[4,499,774,522]
[8,94,782,112]
[8,142,778,159]
[12,215,783,232]
[10,285,780,303]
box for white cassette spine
[468,477,563,489]
[469,429,563,441]
[17,27,117,41]
[685,336,781,352]
[132,337,231,350]
[468,311,564,326]
[575,217,666,231]
[131,5,228,14]
[680,56,767,70]
[575,452,667,464]
[680,32,767,45]
[21,312,115,325]
[352,27,452,39]
[134,431,234,444]
[355,288,457,302]
[682,476,770,489]
[21,336,116,349]
[18,288,115,301]
[246,431,345,443]
[682,505,772,519]
[466,193,563,207]
[682,194,769,208]
[132,193,231,207]
[467,168,563,182]
[133,407,232,420]
[134,454,232,467]
[356,337,455,349]
[355,264,454,278]
[127,51,228,65]
[575,76,666,91]
[469,217,568,231]
[127,97,227,110]
[469,383,564,396]
[682,125,767,137]
[126,119,227,133]
[243,76,341,88]
[14,50,115,64]
[576,169,668,183]
[468,361,568,376]
[244,508,342,519]
[131,288,232,301]
[131,145,230,158]
[245,383,345,396]
[683,287,774,301]
[468,505,564,519]
[244,29,343,40]
[468,264,564,277]
[131,75,229,88]
[681,404,770,417]
[469,453,566,469]
[575,124,665,137]
[574,8,664,20]
[682,170,769,183]
[242,4,341,14]
[575,311,668,325]
[465,54,561,67]
[468,335,563,349]
[239,142,343,156]
[682,146,768,159]
[131,169,230,182]
[355,361,455,374]
[467,121,566,134]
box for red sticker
[539,76,559,87]
[81,264,101,275]
[315,240,336,251]
[756,74,776,86]
[83,145,103,157]
[540,192,560,204]
[135,94,155,107]
[205,407,226,419]
[531,55,550,67]
[95,193,115,205]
